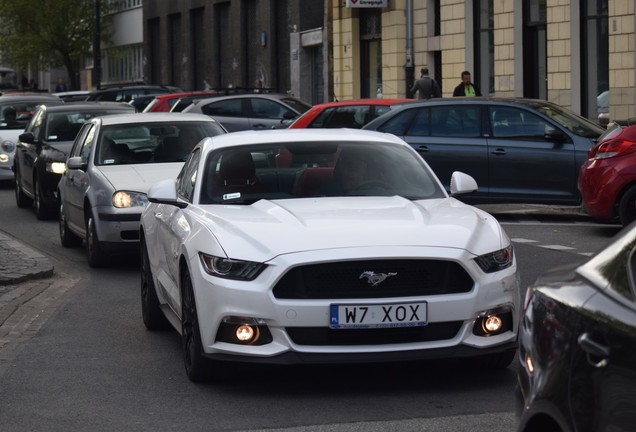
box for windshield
[96,121,226,165]
[45,110,129,142]
[282,97,312,114]
[0,101,46,130]
[528,101,605,138]
[199,141,446,204]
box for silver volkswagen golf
[57,112,226,267]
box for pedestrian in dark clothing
[55,78,68,93]
[410,67,441,99]
[452,71,481,97]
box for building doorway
[360,8,382,98]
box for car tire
[59,200,82,248]
[462,349,517,370]
[619,185,636,226]
[34,176,55,220]
[86,213,107,267]
[141,238,170,331]
[14,168,33,208]
[181,269,217,383]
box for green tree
[0,0,112,90]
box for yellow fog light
[483,315,503,333]
[236,324,256,342]
[0,154,8,163]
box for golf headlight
[1,140,15,153]
[112,191,148,208]
[199,253,266,280]
[46,161,67,174]
[474,245,513,273]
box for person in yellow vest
[453,71,482,97]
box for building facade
[333,0,634,124]
[142,0,325,103]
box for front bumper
[0,152,14,181]
[184,246,520,364]
[93,205,142,252]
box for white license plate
[329,301,428,329]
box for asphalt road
[0,185,622,431]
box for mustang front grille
[273,259,474,299]
[286,321,463,346]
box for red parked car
[579,123,636,225]
[288,98,410,129]
[142,91,220,113]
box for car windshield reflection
[96,121,225,165]
[199,142,446,204]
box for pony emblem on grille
[359,271,397,286]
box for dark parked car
[578,123,636,226]
[86,85,181,103]
[13,102,135,219]
[363,97,605,205]
[183,93,311,132]
[0,93,63,183]
[516,223,636,432]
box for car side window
[177,148,201,202]
[202,99,242,117]
[308,107,335,128]
[405,108,430,136]
[430,106,481,138]
[377,108,417,136]
[251,98,288,119]
[79,125,97,163]
[490,107,554,140]
[27,109,45,139]
[326,107,361,128]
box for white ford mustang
[140,129,520,382]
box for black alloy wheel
[141,238,170,330]
[619,185,636,226]
[181,269,215,383]
[86,213,107,267]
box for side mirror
[283,111,296,120]
[147,178,188,209]
[450,171,478,196]
[66,156,86,170]
[18,132,36,144]
[546,130,568,143]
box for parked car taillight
[590,138,636,159]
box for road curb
[0,231,54,286]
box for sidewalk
[0,231,54,286]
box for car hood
[98,163,183,192]
[193,196,506,261]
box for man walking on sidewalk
[410,67,441,100]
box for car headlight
[46,161,67,174]
[112,191,148,208]
[199,253,266,280]
[474,245,513,273]
[1,140,16,153]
